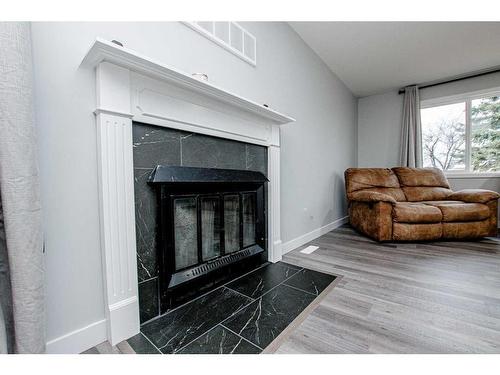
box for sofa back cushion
[392,167,453,201]
[345,168,406,201]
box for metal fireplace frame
[149,165,268,312]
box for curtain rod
[398,67,500,95]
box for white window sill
[445,172,500,179]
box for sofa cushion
[442,220,490,239]
[421,201,490,222]
[392,223,442,241]
[447,189,500,203]
[350,187,406,202]
[392,167,450,188]
[345,168,406,201]
[392,202,442,223]
[401,186,453,202]
[392,167,453,202]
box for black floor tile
[176,325,261,354]
[283,268,336,296]
[225,262,301,299]
[141,286,252,353]
[223,284,316,349]
[127,333,161,354]
[278,261,302,271]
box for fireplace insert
[149,165,267,311]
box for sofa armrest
[348,191,396,204]
[447,189,500,204]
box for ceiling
[289,22,500,97]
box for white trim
[282,216,349,255]
[421,87,500,108]
[421,86,500,176]
[268,144,282,263]
[46,319,107,354]
[446,172,500,179]
[81,38,293,124]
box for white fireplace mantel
[81,38,295,345]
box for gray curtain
[400,85,423,167]
[0,22,45,353]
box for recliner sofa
[345,167,499,241]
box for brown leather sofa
[345,167,499,241]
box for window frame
[420,87,500,178]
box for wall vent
[183,22,257,66]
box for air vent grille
[169,245,263,288]
[183,22,257,66]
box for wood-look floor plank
[275,225,500,354]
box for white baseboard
[108,296,140,346]
[282,216,349,255]
[46,319,107,354]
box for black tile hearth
[138,261,337,354]
[127,333,161,354]
[222,284,316,349]
[177,325,261,354]
[141,286,252,353]
[283,268,337,296]
[225,262,300,299]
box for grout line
[244,265,303,300]
[220,323,264,351]
[138,276,158,285]
[262,276,342,354]
[139,332,163,354]
[218,265,303,327]
[170,322,225,354]
[223,286,257,301]
[146,263,303,354]
[141,262,270,327]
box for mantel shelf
[81,38,295,125]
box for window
[421,92,500,174]
[183,22,257,66]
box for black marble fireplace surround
[133,122,268,323]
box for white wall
[357,72,500,217]
[30,22,357,350]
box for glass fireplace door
[200,196,221,261]
[173,197,198,270]
[171,191,260,271]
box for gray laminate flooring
[83,225,500,354]
[274,225,500,353]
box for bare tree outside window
[421,102,466,171]
[421,95,500,173]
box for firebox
[149,165,268,312]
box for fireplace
[149,165,267,311]
[82,39,294,345]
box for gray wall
[30,22,357,344]
[357,72,500,218]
